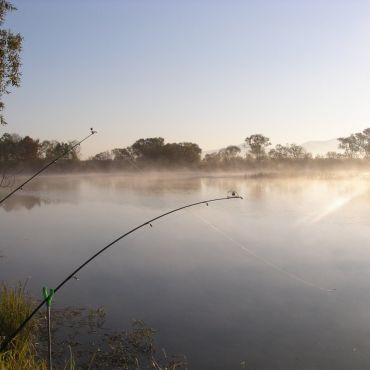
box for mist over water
[1,173,370,370]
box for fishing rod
[0,128,97,206]
[0,195,242,352]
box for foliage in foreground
[0,283,187,369]
[0,283,46,370]
[0,1,23,125]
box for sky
[2,0,370,158]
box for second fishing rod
[0,128,97,206]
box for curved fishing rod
[0,129,97,206]
[0,195,242,352]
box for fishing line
[121,153,142,172]
[0,129,97,206]
[191,211,370,366]
[197,193,370,364]
[0,195,241,352]
[192,212,336,293]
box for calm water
[1,173,370,369]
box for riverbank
[0,283,187,370]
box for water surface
[1,173,370,369]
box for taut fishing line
[0,128,97,206]
[193,212,336,292]
[193,202,370,366]
[108,154,335,293]
[0,195,241,352]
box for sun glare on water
[310,187,366,224]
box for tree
[0,132,19,160]
[17,135,39,160]
[0,1,23,125]
[326,151,343,159]
[338,135,358,157]
[131,137,165,161]
[245,134,271,160]
[362,128,370,157]
[338,128,370,158]
[39,140,54,159]
[223,145,241,160]
[129,137,201,166]
[111,147,135,161]
[268,144,289,159]
[214,145,242,164]
[288,144,311,159]
[204,152,221,166]
[91,151,112,161]
[40,140,80,160]
[269,143,311,159]
[162,142,201,165]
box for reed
[0,283,187,369]
[0,282,46,370]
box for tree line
[0,128,369,170]
[90,137,202,166]
[0,133,79,161]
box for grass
[0,283,188,370]
[0,282,46,370]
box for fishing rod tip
[227,190,242,198]
[226,195,243,200]
[90,128,97,134]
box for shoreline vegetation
[1,129,370,176]
[0,283,46,370]
[0,283,188,370]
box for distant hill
[203,143,247,157]
[301,139,340,155]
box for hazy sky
[3,0,370,157]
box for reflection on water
[1,173,370,369]
[0,195,60,212]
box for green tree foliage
[221,145,241,161]
[131,137,165,161]
[0,133,80,161]
[203,152,221,166]
[0,132,18,160]
[39,140,80,160]
[0,1,22,125]
[326,151,343,159]
[362,128,370,156]
[338,128,370,158]
[245,134,271,160]
[17,135,39,160]
[288,144,310,159]
[269,143,311,159]
[338,134,362,158]
[3,129,370,172]
[128,137,201,165]
[91,150,112,161]
[268,144,289,159]
[111,147,135,161]
[163,142,201,164]
[204,145,242,167]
